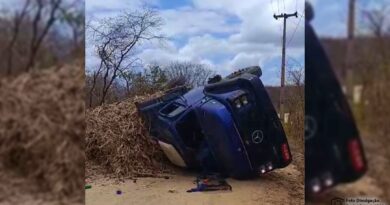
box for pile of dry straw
[86,92,174,179]
[0,63,85,203]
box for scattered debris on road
[187,174,232,193]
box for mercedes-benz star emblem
[251,130,264,144]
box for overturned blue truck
[136,66,292,179]
[305,2,367,196]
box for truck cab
[305,4,367,195]
[136,66,292,179]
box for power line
[286,55,303,69]
[272,0,283,33]
[270,0,283,32]
[270,0,276,14]
[287,13,303,47]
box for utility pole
[273,11,298,123]
[345,0,355,101]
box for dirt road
[306,175,386,205]
[86,161,304,205]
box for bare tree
[90,9,164,105]
[286,57,305,86]
[287,67,305,87]
[362,5,390,67]
[25,0,63,71]
[59,0,84,53]
[0,0,84,76]
[287,65,305,102]
[362,6,389,38]
[164,61,215,87]
[88,62,103,108]
[86,70,124,108]
[283,61,305,146]
[3,0,31,75]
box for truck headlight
[241,95,248,105]
[266,162,273,171]
[322,172,333,187]
[234,99,242,108]
[324,178,333,187]
[311,178,321,193]
[259,165,266,174]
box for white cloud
[86,0,305,85]
[138,40,189,65]
[229,53,264,70]
[193,0,305,46]
[137,30,304,77]
[86,0,160,21]
[86,0,155,14]
[178,35,230,58]
[160,7,240,37]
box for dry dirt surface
[0,63,85,204]
[85,148,304,205]
[86,162,303,205]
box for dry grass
[85,92,174,179]
[0,63,85,204]
[358,63,390,201]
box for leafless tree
[286,57,305,92]
[361,5,390,67]
[89,9,164,105]
[287,65,305,101]
[357,5,390,133]
[287,66,305,87]
[0,0,84,76]
[88,62,103,108]
[362,6,389,38]
[59,0,84,53]
[163,61,215,87]
[25,0,63,71]
[3,0,31,75]
[284,63,305,146]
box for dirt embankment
[0,63,85,204]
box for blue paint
[137,67,292,179]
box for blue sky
[86,0,305,86]
[309,0,390,37]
